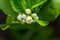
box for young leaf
[35,19,49,26]
[0,0,18,17]
[31,0,47,9]
[0,24,10,31]
[10,0,47,12]
[8,22,40,30]
[10,0,26,13]
[1,25,10,31]
[26,0,47,9]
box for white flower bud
[17,14,22,20]
[25,9,31,14]
[21,14,26,19]
[26,16,32,24]
[31,13,37,17]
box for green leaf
[6,15,18,24]
[26,0,47,9]
[10,0,47,12]
[6,16,13,24]
[51,0,60,13]
[1,25,10,31]
[0,0,18,17]
[9,23,39,30]
[10,0,26,13]
[31,0,47,9]
[35,19,49,26]
[0,24,10,31]
[38,0,59,21]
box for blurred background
[0,9,60,40]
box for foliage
[0,0,60,40]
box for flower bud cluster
[17,9,39,24]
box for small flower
[31,13,37,17]
[26,16,32,24]
[17,14,22,20]
[21,14,27,23]
[25,9,31,14]
[31,13,39,20]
